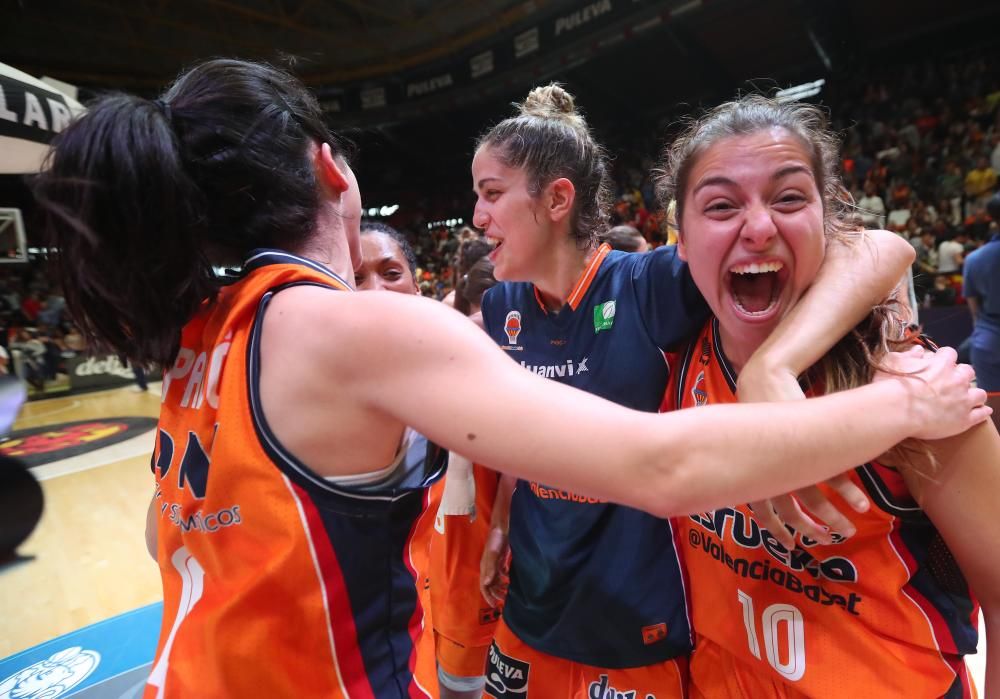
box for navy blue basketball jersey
[481,243,709,668]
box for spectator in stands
[10,329,46,390]
[965,156,997,214]
[36,298,62,328]
[457,226,478,244]
[934,197,958,227]
[937,229,968,273]
[887,195,913,231]
[928,274,958,306]
[889,178,912,208]
[912,199,937,227]
[19,291,40,324]
[963,193,1000,390]
[0,283,12,319]
[866,157,889,192]
[38,288,65,326]
[965,206,993,242]
[937,160,965,221]
[902,217,922,243]
[39,329,62,382]
[599,224,649,253]
[911,230,939,276]
[63,326,85,353]
[857,181,886,229]
[929,216,953,242]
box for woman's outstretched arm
[265,287,989,518]
[333,290,989,515]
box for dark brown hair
[599,225,646,253]
[453,237,493,316]
[655,95,854,239]
[32,58,352,366]
[656,96,912,405]
[460,256,498,310]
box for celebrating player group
[31,57,997,698]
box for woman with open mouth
[30,58,988,698]
[469,82,977,699]
[659,94,1000,699]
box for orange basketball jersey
[144,250,444,698]
[665,318,980,698]
[429,463,502,673]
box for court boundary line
[31,429,157,481]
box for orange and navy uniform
[145,249,445,699]
[480,244,709,698]
[665,318,981,699]
[428,464,502,679]
[486,622,688,699]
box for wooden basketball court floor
[1,384,162,659]
[0,384,989,691]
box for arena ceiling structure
[3,0,546,91]
[4,0,999,125]
[2,0,1000,205]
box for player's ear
[676,228,688,261]
[315,143,350,194]
[546,178,576,224]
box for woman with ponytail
[32,62,987,698]
[471,85,975,697]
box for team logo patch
[593,299,616,333]
[642,622,668,645]
[485,642,529,698]
[0,646,100,699]
[691,371,708,407]
[504,310,522,345]
[1,417,158,468]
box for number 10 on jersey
[737,589,806,681]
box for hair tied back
[520,84,585,130]
[152,98,172,124]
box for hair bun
[520,84,585,129]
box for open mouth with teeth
[727,260,787,317]
[486,235,503,260]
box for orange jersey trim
[567,242,611,310]
[531,242,612,313]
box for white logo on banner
[514,27,540,58]
[0,646,100,699]
[406,73,454,98]
[470,50,495,79]
[554,0,613,36]
[360,87,387,110]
